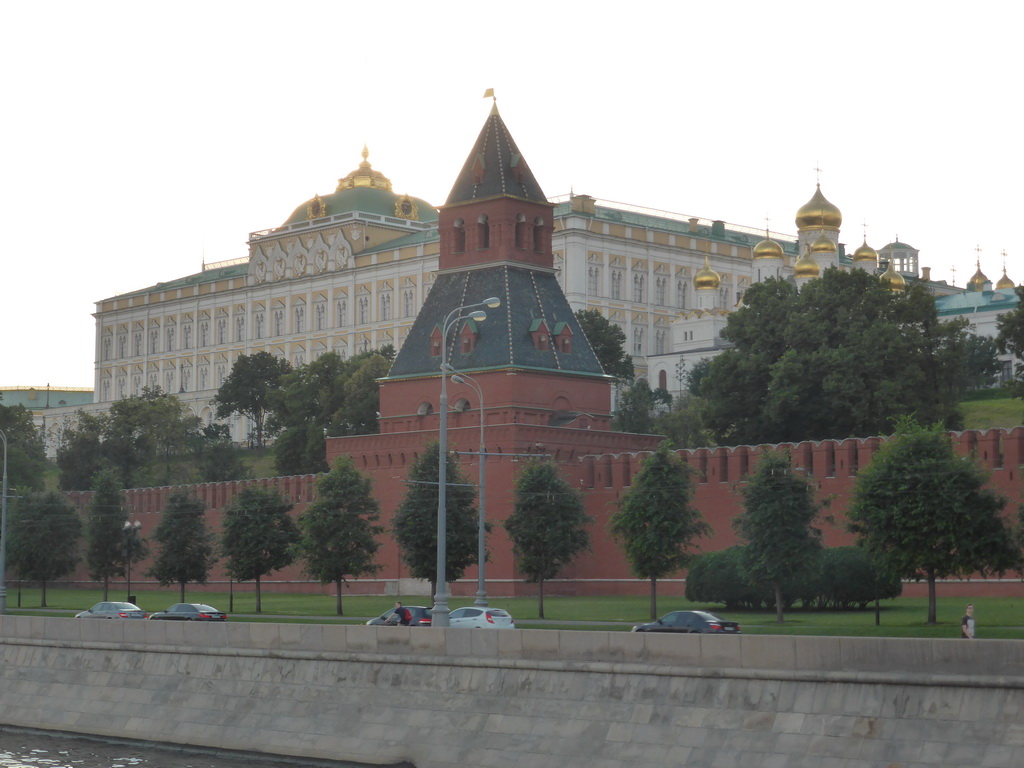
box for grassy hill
[960,389,1023,430]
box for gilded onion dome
[996,269,1015,290]
[753,234,784,260]
[694,254,721,290]
[810,233,837,255]
[852,237,878,264]
[879,259,905,292]
[793,246,821,280]
[967,264,989,292]
[795,183,842,231]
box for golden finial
[361,145,369,162]
[483,88,498,115]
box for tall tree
[962,333,1002,390]
[0,402,47,492]
[996,286,1024,399]
[7,491,82,607]
[613,379,671,434]
[574,309,634,381]
[701,270,971,445]
[611,442,710,619]
[654,393,714,449]
[85,470,128,599]
[392,442,478,598]
[848,418,1018,624]
[504,460,592,618]
[221,486,299,613]
[56,411,107,491]
[295,457,384,615]
[146,491,218,602]
[733,450,822,623]
[214,351,292,447]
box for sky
[2,1,1020,388]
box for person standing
[960,603,975,639]
[393,601,411,626]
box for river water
[0,729,386,768]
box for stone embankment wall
[1,616,1022,768]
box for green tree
[56,411,107,491]
[0,402,47,492]
[611,442,710,618]
[214,351,292,447]
[269,350,389,476]
[962,333,1002,390]
[575,309,634,381]
[702,270,971,445]
[847,418,1018,624]
[612,379,671,434]
[733,450,823,623]
[146,491,218,602]
[85,470,128,599]
[221,486,299,613]
[104,387,202,487]
[7,491,82,607]
[191,424,253,483]
[295,456,384,615]
[654,393,714,449]
[392,443,478,597]
[504,460,592,618]
[996,288,1024,399]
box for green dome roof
[281,147,438,226]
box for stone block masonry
[1,616,1023,767]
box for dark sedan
[632,610,741,634]
[366,606,432,626]
[148,603,228,622]
[75,601,147,619]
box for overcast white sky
[2,1,1020,388]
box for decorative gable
[530,318,551,351]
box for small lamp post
[434,297,501,627]
[451,372,488,607]
[123,519,141,603]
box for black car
[148,603,228,622]
[632,610,741,634]
[366,606,432,627]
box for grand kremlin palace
[8,142,1020,451]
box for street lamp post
[0,429,8,615]
[123,519,141,602]
[434,297,500,628]
[451,372,488,607]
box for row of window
[101,289,425,360]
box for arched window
[515,213,528,249]
[477,214,490,249]
[453,218,466,253]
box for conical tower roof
[445,102,547,205]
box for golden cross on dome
[764,214,771,236]
[975,244,983,267]
[862,219,868,239]
[814,162,822,184]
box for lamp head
[484,296,501,308]
[451,375,466,384]
[469,310,487,322]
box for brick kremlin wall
[59,427,1024,599]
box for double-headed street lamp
[123,519,142,602]
[434,297,501,627]
[0,429,8,615]
[451,372,488,607]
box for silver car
[448,606,516,629]
[75,601,147,619]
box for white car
[448,606,516,629]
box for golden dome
[337,145,393,191]
[753,235,784,260]
[795,184,842,232]
[810,233,837,254]
[967,265,988,292]
[996,270,1015,290]
[879,260,905,292]
[694,254,721,290]
[852,238,878,264]
[793,247,821,280]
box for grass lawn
[8,586,1023,640]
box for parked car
[448,606,516,629]
[366,606,432,626]
[631,610,741,634]
[75,601,147,619]
[148,603,227,622]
